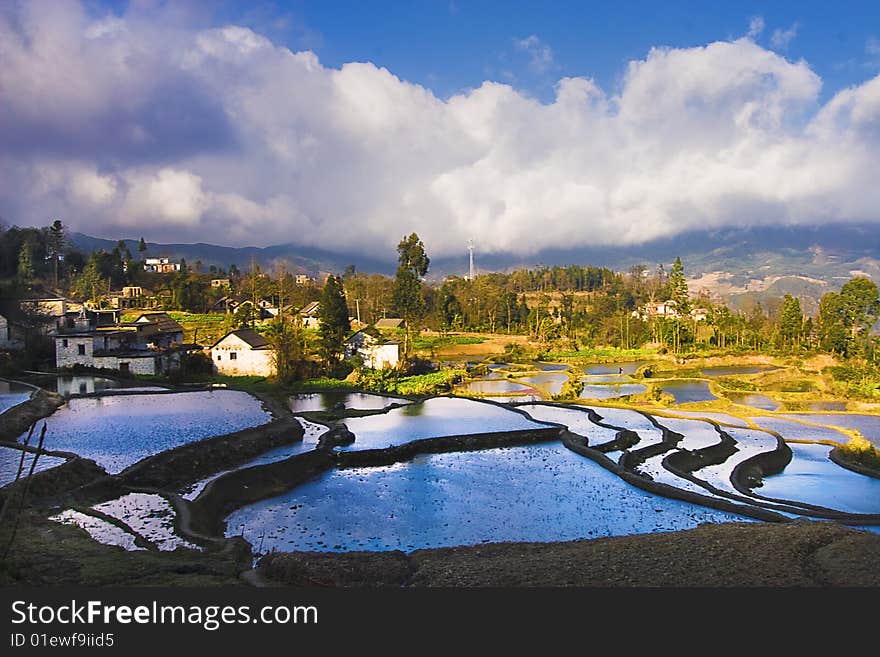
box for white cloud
[1,2,880,260]
[514,34,555,74]
[770,23,799,50]
[747,16,765,40]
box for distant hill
[69,223,880,311]
[67,233,395,277]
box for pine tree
[779,294,803,350]
[667,256,691,315]
[318,275,351,366]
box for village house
[631,300,708,322]
[210,278,231,289]
[54,310,186,375]
[300,301,321,328]
[144,257,181,273]
[295,274,315,286]
[0,297,72,350]
[210,328,275,376]
[344,328,400,369]
[374,318,406,330]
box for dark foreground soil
[258,520,880,588]
[3,513,879,588]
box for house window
[62,339,68,348]
[229,352,237,360]
[77,344,85,355]
[216,354,221,361]
[119,363,129,373]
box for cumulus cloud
[1,1,880,259]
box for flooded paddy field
[580,383,647,400]
[338,397,553,450]
[0,380,32,415]
[0,445,67,487]
[17,390,272,473]
[226,442,754,553]
[48,509,145,551]
[180,418,328,500]
[758,443,880,515]
[725,392,780,411]
[659,380,718,404]
[779,414,880,445]
[92,493,200,551]
[289,392,410,413]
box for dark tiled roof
[214,328,270,350]
[134,312,184,333]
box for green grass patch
[412,335,486,350]
[543,347,658,362]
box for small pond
[0,446,67,487]
[659,381,717,404]
[18,390,272,473]
[457,379,538,396]
[49,509,144,551]
[225,442,754,553]
[779,414,880,446]
[289,392,410,413]
[515,373,569,396]
[339,397,553,451]
[580,383,647,400]
[758,443,880,515]
[0,380,31,415]
[533,362,570,372]
[726,392,780,411]
[93,493,200,551]
[583,362,647,375]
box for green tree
[47,220,65,285]
[138,237,147,257]
[266,318,305,381]
[667,256,691,315]
[840,277,879,336]
[437,284,463,333]
[16,238,35,286]
[393,232,430,356]
[778,294,803,350]
[818,292,848,355]
[317,275,351,367]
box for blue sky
[193,0,880,101]
[2,1,880,256]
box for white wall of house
[364,343,399,369]
[91,354,159,375]
[211,334,276,376]
[56,336,95,368]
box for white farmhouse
[344,329,399,369]
[210,329,275,377]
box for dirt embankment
[258,520,880,587]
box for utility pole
[355,298,361,324]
